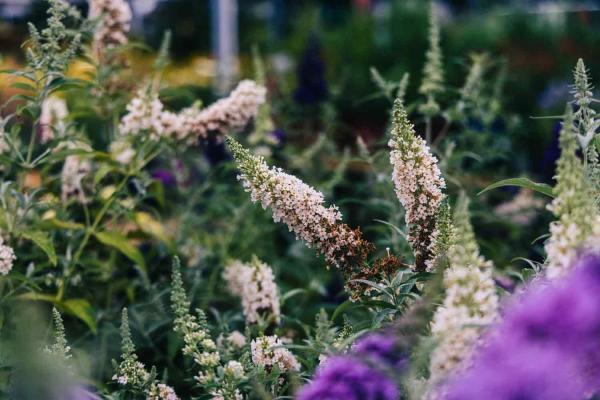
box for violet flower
[443,253,600,399]
[298,356,399,400]
[353,333,408,370]
[298,331,407,400]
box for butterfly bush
[222,258,281,324]
[89,0,132,56]
[389,98,446,271]
[39,96,68,143]
[61,141,92,203]
[428,196,498,384]
[251,335,301,373]
[0,237,16,276]
[298,331,406,400]
[545,107,600,279]
[112,309,151,388]
[181,80,266,140]
[147,383,179,400]
[119,90,170,140]
[443,253,600,399]
[226,136,374,299]
[418,2,444,117]
[171,260,221,378]
[119,80,266,142]
[112,309,179,398]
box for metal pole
[211,0,239,95]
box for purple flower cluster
[298,332,404,400]
[443,253,600,400]
[298,357,399,400]
[353,333,408,370]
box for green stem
[425,116,432,145]
[58,173,130,300]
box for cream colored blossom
[109,139,135,165]
[39,97,68,143]
[180,80,266,140]
[494,189,546,225]
[227,137,367,269]
[251,335,300,373]
[0,237,16,275]
[61,142,92,203]
[89,0,132,54]
[223,258,280,324]
[224,360,245,380]
[227,331,247,349]
[389,99,445,270]
[545,108,599,278]
[147,383,179,400]
[119,91,167,140]
[428,196,498,384]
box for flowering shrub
[0,1,598,399]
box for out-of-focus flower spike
[223,257,281,325]
[418,1,444,117]
[545,106,600,279]
[428,194,498,387]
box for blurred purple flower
[204,139,231,166]
[298,356,399,400]
[152,169,177,187]
[444,253,600,399]
[64,386,101,400]
[537,81,570,110]
[293,36,328,105]
[353,332,407,370]
[270,129,286,146]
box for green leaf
[16,292,57,302]
[478,177,554,198]
[281,288,306,304]
[41,219,85,231]
[16,293,97,333]
[94,231,146,271]
[93,164,114,187]
[11,82,36,92]
[20,230,57,266]
[61,298,97,333]
[331,300,353,321]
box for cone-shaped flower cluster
[45,308,71,361]
[426,201,453,271]
[251,335,300,373]
[181,80,266,140]
[119,80,265,142]
[119,90,168,140]
[61,141,92,203]
[39,96,68,144]
[418,2,444,117]
[572,59,598,150]
[226,137,374,300]
[147,383,179,400]
[112,309,152,390]
[113,309,179,399]
[298,331,407,400]
[0,237,16,276]
[428,196,498,384]
[545,108,600,279]
[170,258,220,381]
[247,48,277,152]
[89,0,132,55]
[389,98,446,271]
[222,257,280,324]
